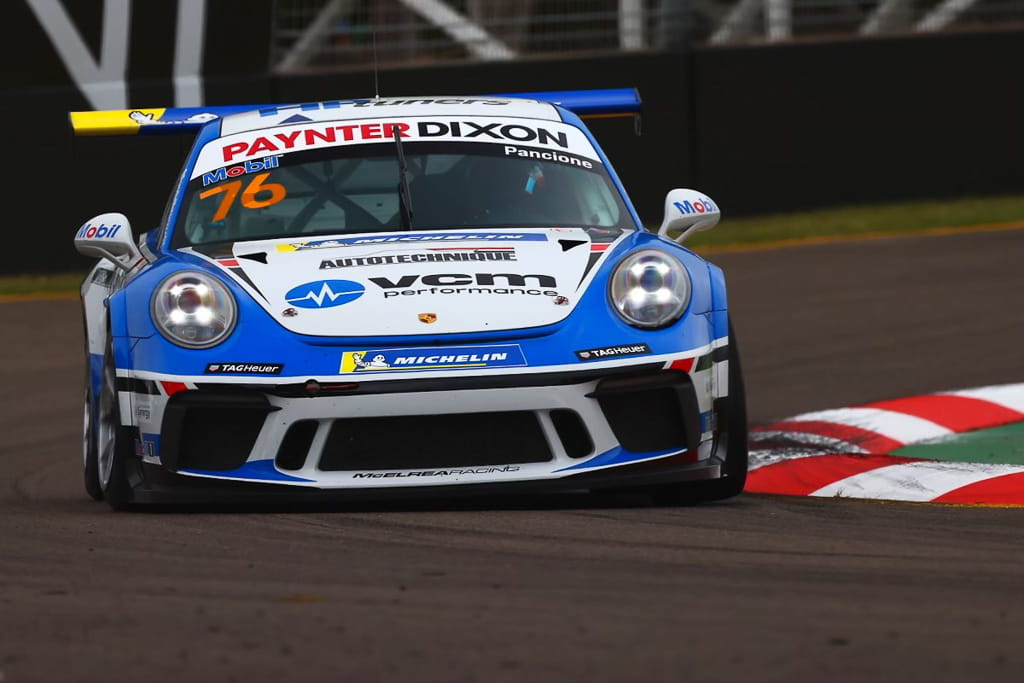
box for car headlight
[151,271,236,348]
[609,249,690,328]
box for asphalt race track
[2,229,1023,683]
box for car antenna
[372,30,380,99]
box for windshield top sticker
[256,99,512,119]
[278,232,547,252]
[219,98,557,134]
[340,344,526,373]
[193,116,598,179]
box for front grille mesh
[318,411,553,471]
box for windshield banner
[191,116,599,178]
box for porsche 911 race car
[72,88,747,509]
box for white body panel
[190,228,622,336]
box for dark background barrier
[691,29,1024,215]
[2,0,1021,274]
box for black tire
[96,337,137,510]
[650,319,748,504]
[696,319,749,500]
[83,363,104,501]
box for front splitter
[121,455,724,507]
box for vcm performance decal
[340,344,527,373]
[369,272,558,299]
[285,280,364,308]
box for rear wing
[68,88,641,136]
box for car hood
[186,228,626,337]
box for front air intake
[160,390,276,472]
[318,411,553,471]
[591,371,700,454]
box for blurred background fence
[3,0,1023,273]
[269,0,1024,72]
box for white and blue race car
[72,89,746,509]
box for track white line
[810,461,1024,502]
[944,383,1024,414]
[785,407,952,444]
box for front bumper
[127,453,724,505]
[122,360,725,497]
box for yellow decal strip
[68,108,168,136]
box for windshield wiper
[394,127,413,230]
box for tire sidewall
[720,319,749,488]
[646,318,748,505]
[83,363,104,501]
[99,337,135,509]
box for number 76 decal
[199,173,287,222]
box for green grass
[3,194,1023,297]
[684,194,1024,250]
[0,271,85,297]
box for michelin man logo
[352,352,391,370]
[129,110,218,126]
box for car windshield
[173,137,634,247]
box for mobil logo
[673,197,717,215]
[76,223,122,239]
[285,280,364,309]
[202,155,281,186]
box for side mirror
[74,212,141,272]
[657,189,721,244]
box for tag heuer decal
[204,363,284,375]
[574,344,652,361]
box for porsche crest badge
[418,313,437,324]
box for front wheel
[83,364,104,501]
[697,320,749,500]
[95,338,137,510]
[650,320,748,504]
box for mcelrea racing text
[353,466,521,478]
